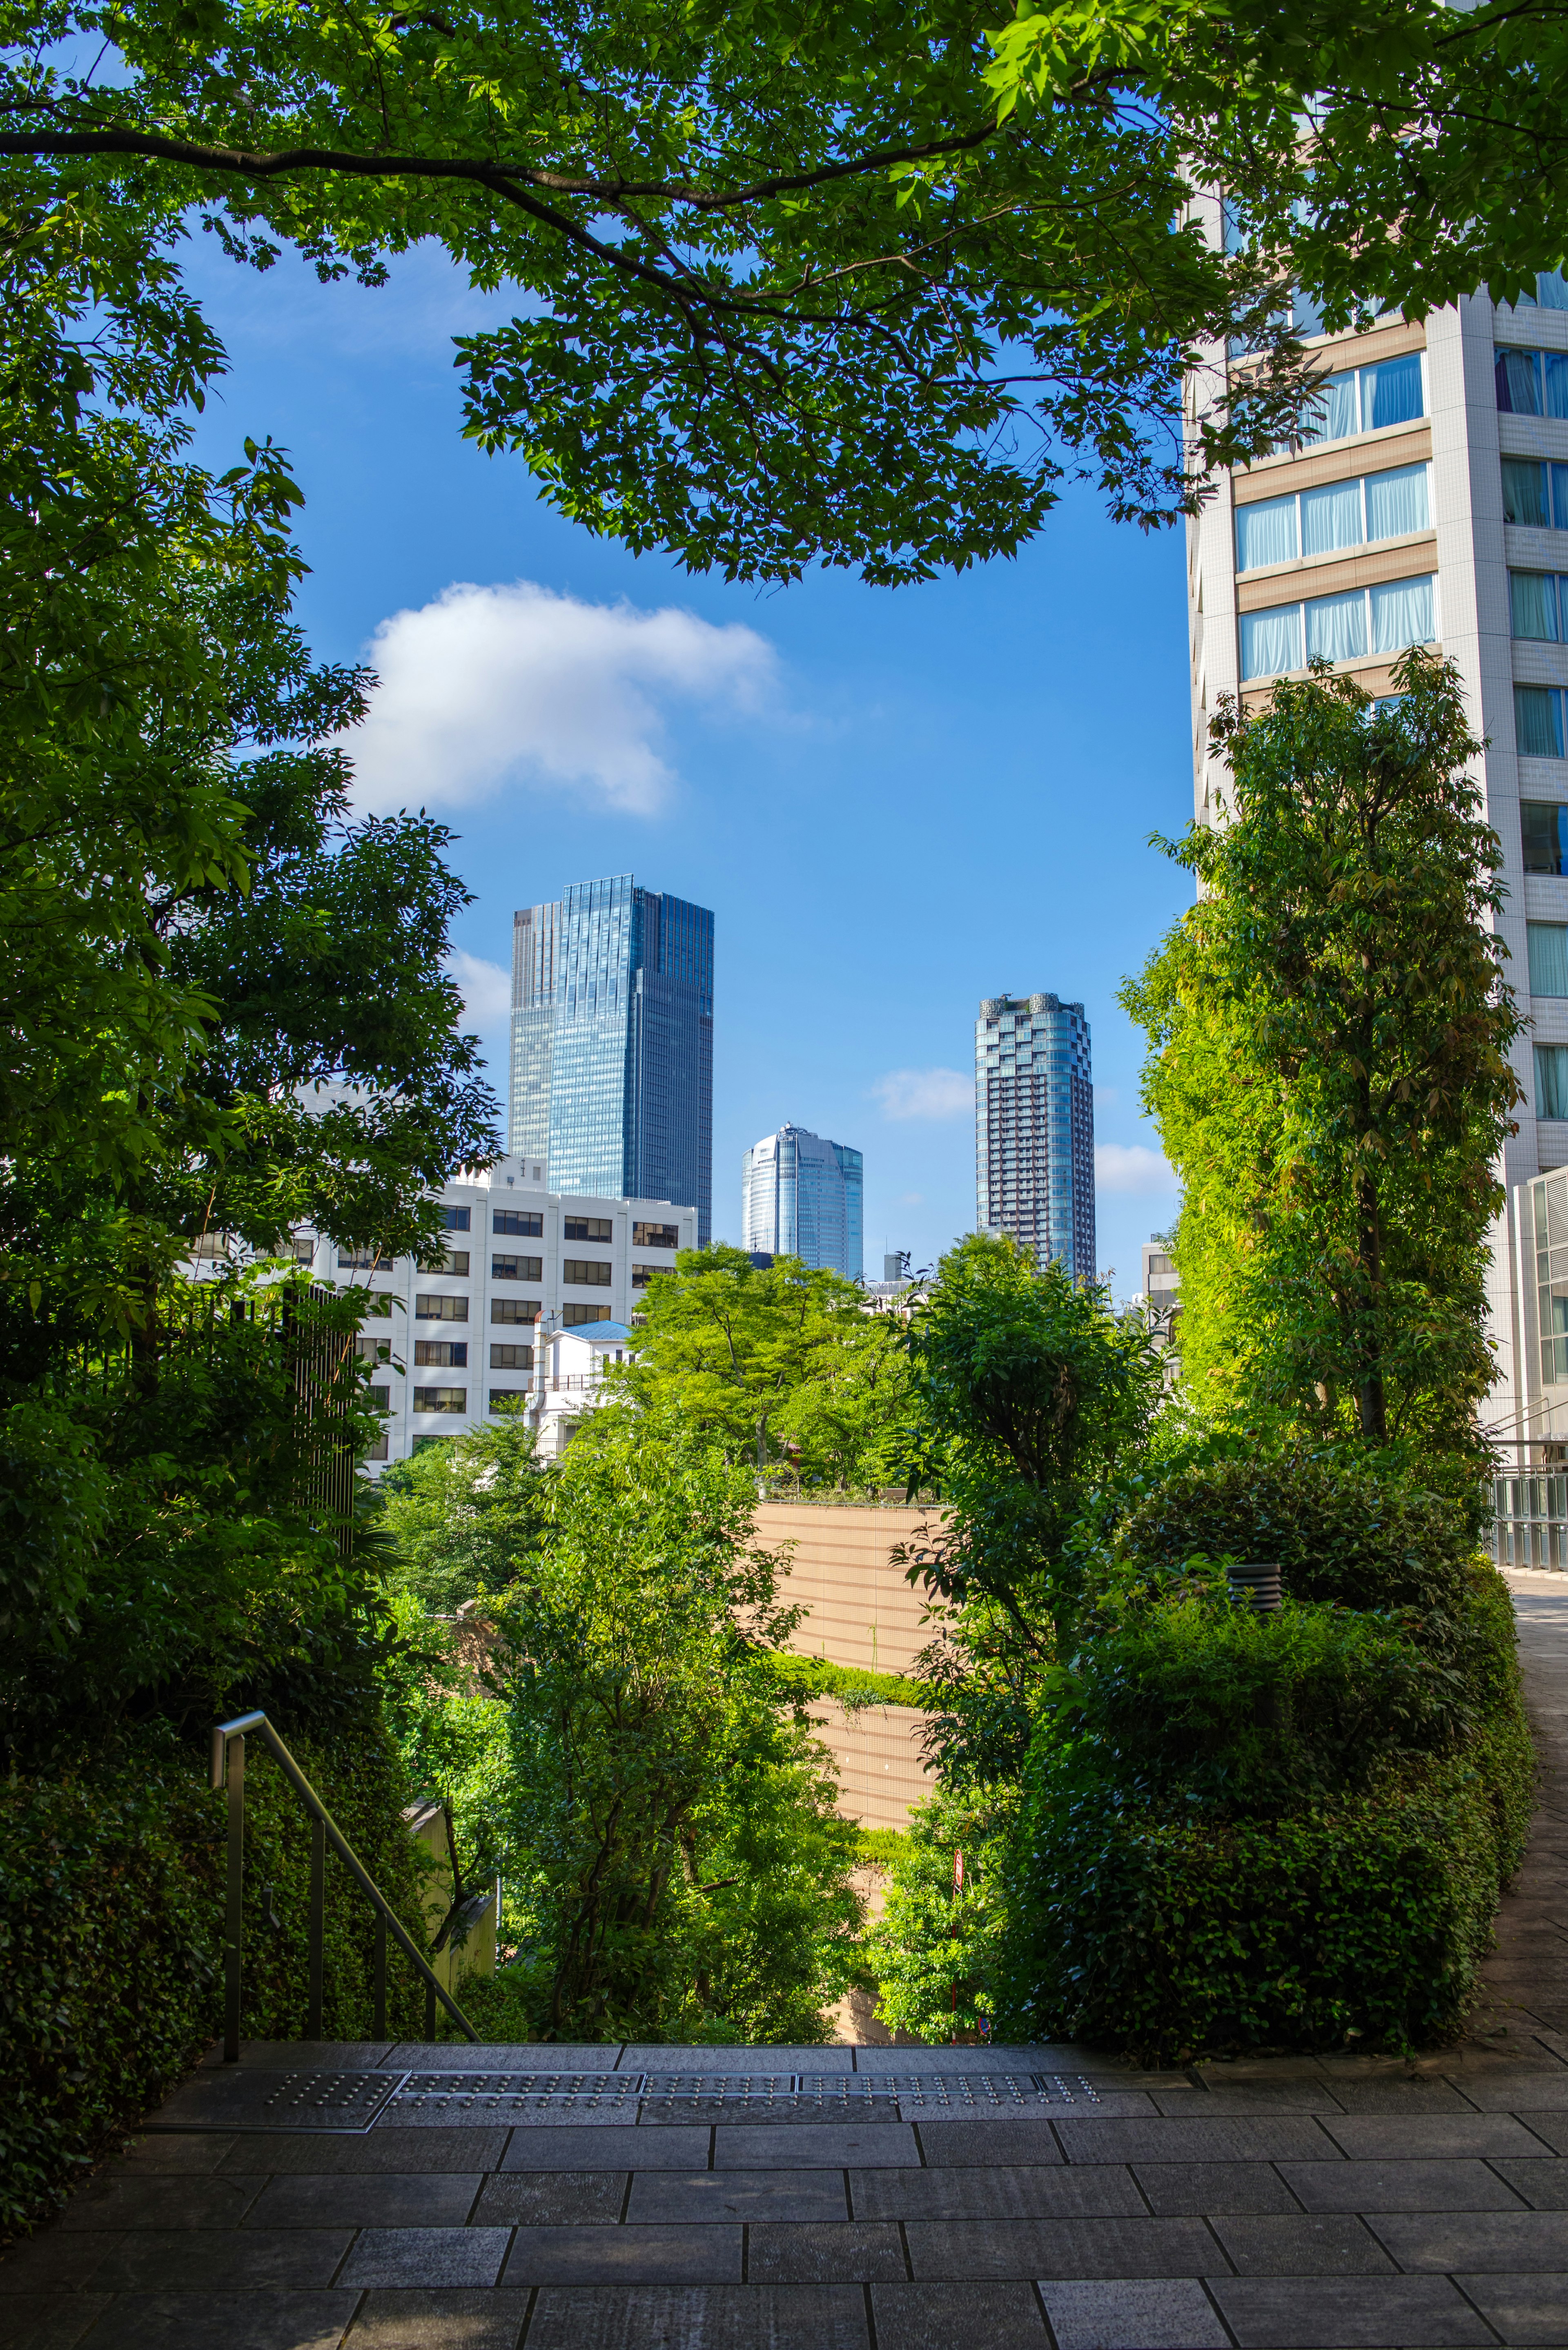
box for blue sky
[185,237,1192,1295]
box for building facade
[510,874,714,1245]
[1141,1236,1181,1353]
[292,1157,697,1467]
[1185,239,1568,1532]
[975,994,1096,1280]
[741,1124,863,1280]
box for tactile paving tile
[379,2071,1103,2124]
[386,2073,639,2120]
[147,2067,408,2132]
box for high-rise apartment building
[975,994,1095,1280]
[1186,244,1568,1550]
[742,1124,863,1279]
[510,874,713,1245]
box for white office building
[1187,241,1568,1554]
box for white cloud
[345,579,778,815]
[871,1067,973,1121]
[1095,1142,1177,1194]
[445,948,512,1033]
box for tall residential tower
[975,994,1095,1280]
[742,1125,863,1279]
[510,874,713,1245]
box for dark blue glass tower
[511,876,714,1244]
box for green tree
[1121,652,1523,1463]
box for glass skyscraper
[976,994,1095,1280]
[742,1125,863,1280]
[510,875,713,1244]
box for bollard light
[1227,1562,1282,1615]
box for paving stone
[338,2228,512,2288]
[913,2120,1064,2167]
[1491,2158,1568,2208]
[1366,2208,1568,2270]
[626,2170,846,2224]
[86,2228,354,2292]
[745,2222,907,2282]
[244,2175,483,2229]
[1279,2158,1529,2211]
[1039,2278,1229,2349]
[1323,2114,1557,2159]
[58,2176,263,2231]
[342,2289,532,2346]
[1454,2271,1568,2346]
[1207,2274,1496,2345]
[849,2165,1143,2221]
[499,2225,741,2285]
[0,2298,111,2349]
[1133,2163,1301,2215]
[714,2125,919,2170]
[222,2129,510,2175]
[622,2045,853,2074]
[498,2126,708,2172]
[1320,2080,1478,2114]
[0,2236,120,2297]
[524,2282,869,2347]
[855,2047,1077,2073]
[869,2281,1047,2348]
[1449,2071,1568,2111]
[196,2041,394,2071]
[1209,2214,1394,2274]
[75,2291,361,2350]
[1054,2117,1339,2166]
[118,2137,238,2174]
[383,2044,617,2071]
[1150,2085,1347,2116]
[472,2172,627,2226]
[904,2215,1219,2280]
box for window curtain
[1236,495,1298,571]
[1362,355,1423,428]
[1554,466,1568,528]
[1518,685,1566,758]
[1370,574,1435,653]
[1306,588,1368,662]
[1301,478,1363,555]
[1512,571,1561,640]
[1292,287,1327,337]
[1365,463,1430,540]
[1539,1048,1568,1120]
[1530,924,1568,998]
[1547,354,1568,421]
[1497,348,1543,415]
[1523,802,1568,872]
[1240,604,1303,680]
[1540,270,1568,311]
[1503,458,1550,527]
[1301,371,1357,444]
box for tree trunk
[1356,1167,1387,1441]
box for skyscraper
[1184,243,1568,1543]
[976,994,1095,1280]
[510,875,714,1245]
[742,1125,863,1279]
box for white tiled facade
[292,1157,697,1468]
[1187,239,1568,1485]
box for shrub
[866,1786,1016,2045]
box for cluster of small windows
[1235,463,1429,574]
[1239,576,1435,682]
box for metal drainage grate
[381,2071,1101,2123]
[147,2068,408,2134]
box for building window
[562,1302,611,1326]
[1539,1045,1568,1120]
[1510,572,1568,640]
[631,1264,664,1288]
[415,1293,469,1321]
[564,1215,614,1241]
[490,1342,533,1369]
[1528,922,1568,996]
[352,1334,392,1364]
[1524,802,1568,874]
[367,1433,389,1462]
[563,1258,613,1286]
[492,1253,543,1282]
[633,1222,680,1249]
[292,1236,316,1265]
[1510,269,1568,312]
[414,1340,467,1367]
[439,1207,471,1232]
[492,1298,541,1324]
[1235,464,1430,573]
[1501,458,1568,530]
[413,1386,466,1413]
[1294,353,1425,446]
[489,1389,528,1413]
[368,1385,390,1411]
[494,1208,543,1237]
[416,1248,469,1275]
[1496,346,1568,418]
[1517,686,1568,759]
[1239,575,1436,682]
[336,1246,382,1270]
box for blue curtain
[1235,495,1298,571]
[1306,589,1368,662]
[1546,355,1568,421]
[1530,925,1568,999]
[1540,1047,1568,1120]
[1512,572,1561,640]
[1300,478,1362,555]
[1504,458,1550,526]
[1370,574,1435,653]
[1553,467,1568,528]
[1365,463,1430,540]
[1299,371,1358,444]
[1362,355,1423,428]
[1239,604,1303,680]
[1541,271,1568,311]
[1517,685,1566,758]
[1497,348,1543,415]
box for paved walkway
[8,1572,1568,2349]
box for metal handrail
[211,1710,479,2063]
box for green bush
[0,1719,427,2240]
[866,1786,1015,2044]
